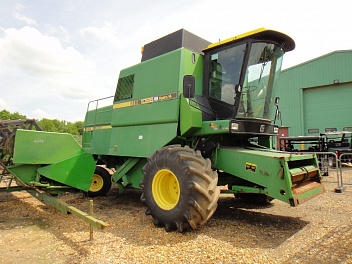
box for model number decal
[113,92,178,109]
[245,162,257,172]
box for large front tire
[88,166,112,197]
[140,145,220,232]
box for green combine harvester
[1,28,324,232]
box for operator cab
[201,28,295,136]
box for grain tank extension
[82,28,324,231]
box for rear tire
[88,166,112,197]
[140,145,220,232]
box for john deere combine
[1,28,324,232]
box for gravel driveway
[0,169,351,263]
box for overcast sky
[1,1,351,122]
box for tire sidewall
[143,150,192,225]
[88,166,112,197]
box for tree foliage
[0,110,26,120]
[0,110,84,135]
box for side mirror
[183,75,195,98]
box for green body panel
[6,164,38,184]
[82,130,92,149]
[112,157,141,183]
[109,49,182,132]
[112,99,179,127]
[214,147,323,205]
[14,130,83,164]
[84,128,112,155]
[183,50,204,96]
[110,157,146,190]
[180,96,202,136]
[37,152,95,192]
[85,105,113,127]
[121,159,146,189]
[193,120,231,136]
[83,48,204,159]
[108,123,178,157]
[114,49,181,102]
[10,129,95,192]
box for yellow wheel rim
[152,169,180,210]
[89,174,104,192]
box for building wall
[276,50,352,136]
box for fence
[329,153,352,192]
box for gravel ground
[0,169,351,264]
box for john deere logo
[260,125,265,133]
[246,162,257,172]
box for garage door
[303,83,352,134]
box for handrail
[85,96,114,128]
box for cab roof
[204,27,295,52]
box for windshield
[237,42,284,119]
[207,42,284,120]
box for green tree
[74,121,84,135]
[11,111,27,119]
[0,110,26,120]
[1,109,85,136]
[66,122,78,135]
[37,119,53,131]
[53,119,65,132]
[0,109,11,119]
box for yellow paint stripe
[113,101,134,109]
[84,125,112,132]
[204,27,266,50]
[99,125,112,130]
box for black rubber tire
[236,193,274,205]
[140,145,220,232]
[88,166,112,197]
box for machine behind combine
[0,119,41,164]
[1,28,324,232]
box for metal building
[276,50,352,136]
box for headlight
[231,122,239,130]
[273,126,279,134]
